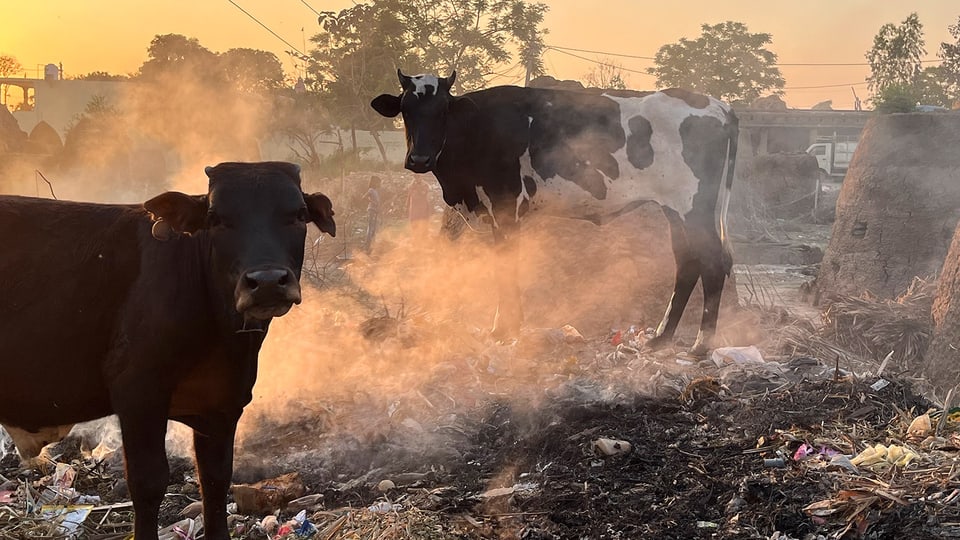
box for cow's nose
[243,269,292,291]
[409,154,432,168]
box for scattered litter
[480,486,515,498]
[870,378,890,391]
[697,520,720,529]
[561,324,584,343]
[593,438,632,456]
[231,472,307,515]
[763,457,786,468]
[711,346,765,368]
[849,443,919,469]
[259,514,279,535]
[907,413,932,440]
[39,504,94,539]
[286,493,324,513]
[367,501,403,513]
[377,479,396,492]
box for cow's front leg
[115,400,170,540]
[192,412,240,540]
[490,222,522,340]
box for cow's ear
[304,192,336,237]
[449,95,479,118]
[143,192,209,236]
[371,94,402,118]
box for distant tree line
[867,13,960,112]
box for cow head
[144,162,336,322]
[371,70,475,173]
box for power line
[544,47,656,77]
[547,44,655,61]
[545,43,941,67]
[784,81,869,90]
[226,0,307,57]
[299,0,323,17]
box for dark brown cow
[0,162,335,540]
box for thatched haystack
[814,113,960,303]
[923,226,960,392]
[0,106,26,153]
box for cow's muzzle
[406,154,434,173]
[234,267,302,320]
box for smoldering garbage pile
[2,276,959,539]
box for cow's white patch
[517,91,732,221]
[411,74,440,96]
[476,186,499,229]
[453,203,490,232]
[3,424,74,459]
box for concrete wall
[11,79,131,138]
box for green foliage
[647,21,784,104]
[220,48,285,94]
[938,16,960,107]
[74,71,129,81]
[137,34,285,94]
[866,13,925,93]
[308,0,549,122]
[872,83,921,113]
[0,54,22,77]
[914,66,953,107]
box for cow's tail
[718,117,738,276]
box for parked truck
[806,140,857,178]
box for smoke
[232,182,747,484]
[0,66,761,485]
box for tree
[0,54,23,110]
[871,83,923,113]
[915,65,952,107]
[220,48,285,94]
[138,34,220,83]
[647,21,784,104]
[391,0,548,92]
[74,71,129,81]
[866,13,925,94]
[0,54,21,77]
[583,58,627,90]
[309,0,548,94]
[938,16,960,107]
[310,3,414,162]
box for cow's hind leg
[116,404,170,540]
[490,222,523,340]
[689,222,728,357]
[190,412,240,540]
[645,209,700,350]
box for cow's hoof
[643,335,672,351]
[490,326,520,342]
[688,342,711,358]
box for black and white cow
[372,70,738,354]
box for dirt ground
[5,179,955,540]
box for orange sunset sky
[1,1,958,109]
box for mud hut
[924,228,960,392]
[814,113,960,303]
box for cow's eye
[207,212,222,227]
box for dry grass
[779,277,935,375]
